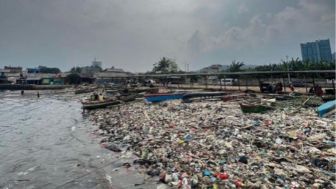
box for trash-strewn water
[0,91,155,189]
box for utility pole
[286,56,291,83]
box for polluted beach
[1,1,336,188]
[87,91,335,189]
[1,82,335,189]
[0,74,335,189]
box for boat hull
[144,93,184,103]
[182,92,227,102]
[75,88,95,94]
[317,100,336,117]
[82,100,120,110]
[240,103,272,113]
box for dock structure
[99,70,336,94]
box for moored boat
[82,99,120,110]
[316,100,336,117]
[321,95,335,102]
[182,92,227,103]
[144,92,185,103]
[239,103,273,113]
[221,93,247,102]
[118,93,137,102]
[75,88,96,94]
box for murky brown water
[0,91,155,189]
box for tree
[228,60,244,72]
[70,67,82,74]
[38,66,61,74]
[66,73,81,84]
[152,57,179,73]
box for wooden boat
[118,94,137,102]
[75,88,96,94]
[182,92,227,103]
[275,95,294,101]
[144,92,185,103]
[303,96,323,107]
[82,99,120,110]
[221,94,246,102]
[240,103,273,113]
[316,100,336,117]
[321,95,335,102]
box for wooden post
[245,76,248,91]
[220,77,223,91]
[312,75,315,88]
[304,75,308,94]
[224,75,226,90]
[189,75,192,89]
[282,76,286,93]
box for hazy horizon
[0,0,335,72]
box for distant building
[4,66,22,73]
[200,64,228,73]
[80,66,101,77]
[95,66,132,84]
[332,52,336,61]
[19,68,64,85]
[92,58,102,68]
[27,68,40,74]
[0,67,22,83]
[0,69,11,84]
[300,39,332,62]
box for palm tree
[152,57,179,73]
[228,60,244,72]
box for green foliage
[38,66,61,74]
[70,67,82,74]
[228,60,244,72]
[65,73,81,84]
[152,57,179,73]
[254,58,335,71]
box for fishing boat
[239,103,273,113]
[221,93,247,102]
[316,100,336,117]
[118,93,137,102]
[144,92,185,103]
[82,99,120,110]
[75,88,96,94]
[275,95,294,101]
[182,92,227,103]
[321,95,335,102]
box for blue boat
[317,100,336,117]
[144,92,185,103]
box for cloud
[0,0,334,71]
[185,0,335,67]
[238,4,248,14]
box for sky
[0,0,335,72]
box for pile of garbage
[89,100,335,188]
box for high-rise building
[300,39,332,62]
